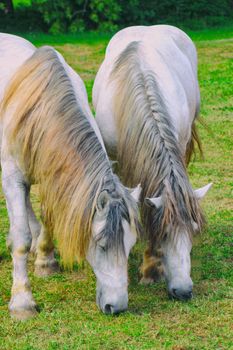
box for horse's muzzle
[97,287,128,315]
[169,287,193,301]
[103,303,127,315]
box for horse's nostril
[181,291,193,300]
[104,304,113,314]
[172,288,177,295]
[170,288,193,300]
[187,291,193,299]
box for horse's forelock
[95,180,140,256]
[144,178,205,244]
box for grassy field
[0,27,232,349]
[13,0,31,7]
[19,25,233,47]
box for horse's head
[145,183,212,301]
[87,185,141,314]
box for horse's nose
[103,303,127,315]
[170,288,193,301]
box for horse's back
[105,25,197,68]
[104,25,198,99]
[94,25,199,110]
[0,34,106,153]
[0,34,35,156]
[0,33,35,101]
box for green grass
[0,28,232,349]
[18,24,233,47]
[13,0,31,7]
[20,32,112,47]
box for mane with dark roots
[95,174,140,256]
[111,41,205,244]
[1,46,140,266]
[97,198,130,256]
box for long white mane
[110,41,204,242]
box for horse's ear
[194,183,212,200]
[96,190,110,215]
[145,196,162,209]
[129,184,142,203]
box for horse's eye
[99,245,106,252]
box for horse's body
[93,25,211,300]
[0,34,140,320]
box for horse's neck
[56,52,106,151]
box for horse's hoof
[9,291,37,321]
[34,261,60,277]
[139,277,155,285]
[10,307,37,321]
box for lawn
[0,27,232,349]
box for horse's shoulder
[105,25,196,67]
[147,25,197,64]
[0,34,36,103]
[0,33,35,56]
[105,26,147,59]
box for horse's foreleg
[140,244,164,285]
[2,162,37,320]
[26,191,41,254]
[34,225,59,277]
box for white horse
[0,33,141,320]
[93,25,212,300]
